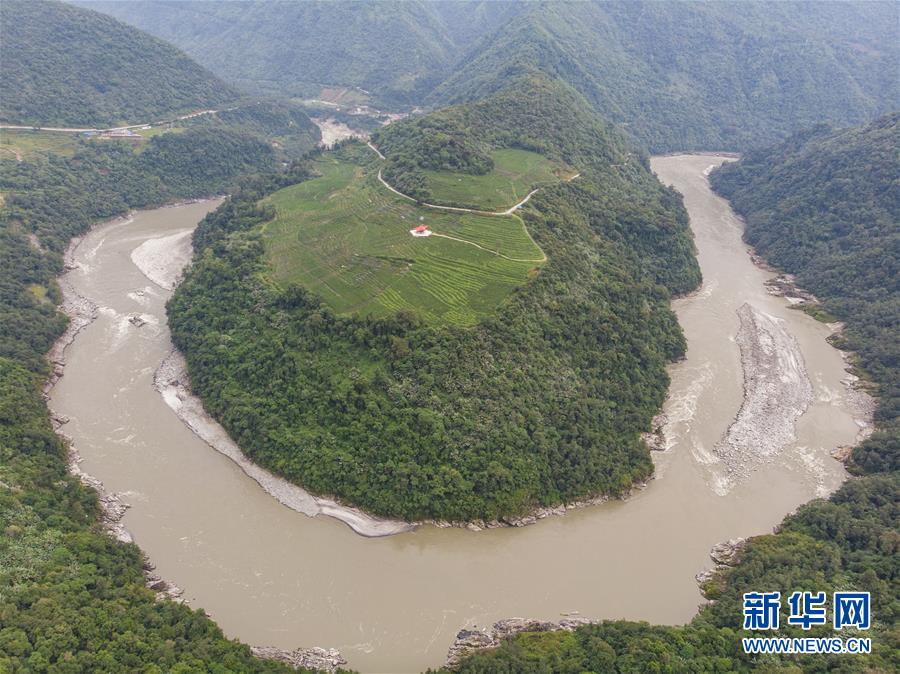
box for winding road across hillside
[0,106,241,135]
[367,141,579,263]
[369,141,579,216]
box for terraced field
[0,128,79,159]
[261,155,545,326]
[421,148,576,210]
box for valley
[2,3,896,673]
[44,155,869,672]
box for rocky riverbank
[251,646,347,673]
[748,249,876,448]
[694,537,747,596]
[314,117,364,147]
[154,350,414,537]
[446,617,597,667]
[41,220,119,398]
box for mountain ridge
[0,0,237,127]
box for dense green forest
[439,114,900,674]
[168,76,700,521]
[0,0,236,127]
[82,0,897,151]
[0,128,333,670]
[79,0,520,103]
[428,1,898,152]
[185,101,321,160]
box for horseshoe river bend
[46,155,872,672]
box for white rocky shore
[749,251,877,447]
[154,349,414,537]
[251,646,347,673]
[446,617,598,667]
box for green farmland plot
[261,155,545,326]
[421,148,575,210]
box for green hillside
[81,0,897,151]
[261,148,543,327]
[168,76,700,521]
[79,0,520,103]
[429,1,899,151]
[184,100,321,160]
[0,0,236,127]
[444,114,900,674]
[419,148,574,211]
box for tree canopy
[0,0,236,126]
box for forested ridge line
[168,76,701,522]
[438,115,900,673]
[0,0,236,127]
[82,0,898,152]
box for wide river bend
[48,156,870,672]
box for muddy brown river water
[48,156,871,672]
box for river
[47,156,871,672]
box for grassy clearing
[0,128,79,159]
[261,155,544,326]
[422,148,576,210]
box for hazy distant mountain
[78,0,523,102]
[80,0,897,151]
[429,1,900,151]
[0,0,236,126]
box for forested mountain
[81,0,897,151]
[711,113,899,474]
[444,114,900,674]
[429,0,899,151]
[0,0,236,127]
[186,100,321,160]
[78,0,521,103]
[167,76,701,521]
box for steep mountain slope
[430,1,899,151]
[0,0,236,127]
[711,113,899,469]
[80,0,897,151]
[78,0,521,103]
[167,76,700,521]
